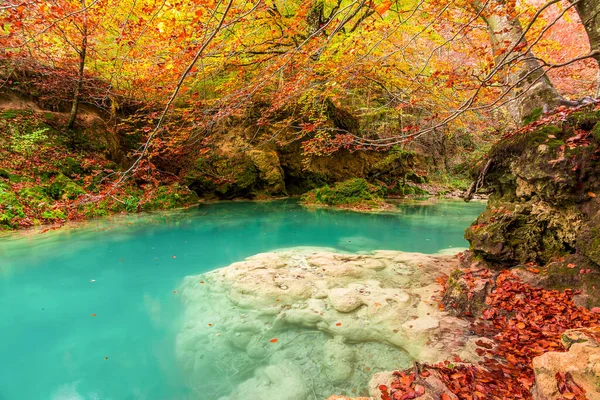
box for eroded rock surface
[176,248,475,399]
[465,110,600,269]
[532,327,600,400]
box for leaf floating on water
[104,356,108,360]
[200,281,205,284]
[171,255,176,259]
[173,290,177,294]
[208,323,213,327]
[269,338,278,343]
[91,313,97,317]
[336,322,342,326]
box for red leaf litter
[381,271,600,400]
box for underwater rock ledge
[176,248,485,400]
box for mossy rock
[41,209,66,220]
[55,157,83,177]
[81,200,115,218]
[141,183,199,212]
[18,186,49,203]
[0,190,26,227]
[45,174,85,200]
[591,122,600,143]
[467,108,600,270]
[185,155,259,199]
[0,168,25,183]
[441,268,493,316]
[246,150,286,195]
[396,182,428,196]
[522,107,543,125]
[301,178,387,208]
[492,126,564,162]
[566,110,600,131]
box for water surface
[0,199,485,400]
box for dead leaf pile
[382,271,600,400]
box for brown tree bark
[568,0,600,96]
[473,0,565,124]
[66,0,88,131]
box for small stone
[328,288,363,312]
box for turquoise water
[0,199,485,400]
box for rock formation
[176,248,479,399]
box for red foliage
[383,271,600,400]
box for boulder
[246,149,286,195]
[465,109,600,269]
[442,268,493,316]
[531,327,600,399]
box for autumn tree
[1,0,599,175]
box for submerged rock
[176,248,475,399]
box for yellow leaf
[375,0,392,15]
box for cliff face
[465,107,600,271]
[184,126,425,200]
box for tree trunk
[473,1,564,124]
[568,0,600,97]
[66,0,88,131]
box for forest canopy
[1,0,599,170]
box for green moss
[141,183,199,211]
[301,178,387,208]
[0,181,10,193]
[41,209,66,220]
[448,268,464,284]
[397,182,428,196]
[0,190,25,228]
[592,123,600,142]
[124,195,140,212]
[566,110,600,130]
[81,199,116,218]
[0,168,25,183]
[371,147,416,171]
[493,126,564,162]
[45,174,85,200]
[0,110,32,119]
[18,186,49,202]
[55,157,83,177]
[522,107,543,125]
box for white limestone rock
[176,248,474,400]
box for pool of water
[0,199,485,400]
